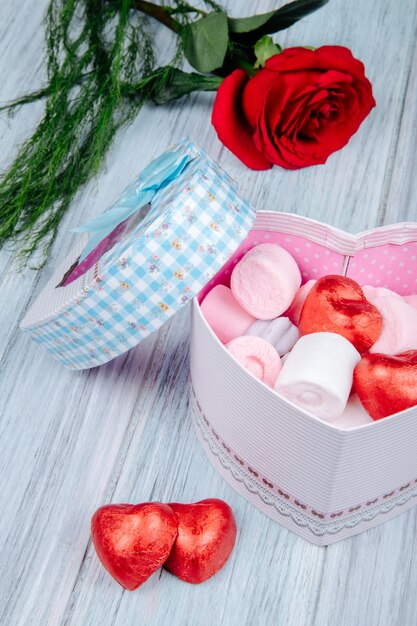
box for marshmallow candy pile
[201,243,417,423]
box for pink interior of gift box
[347,242,417,294]
[198,229,417,302]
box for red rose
[211,46,375,170]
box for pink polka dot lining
[198,230,417,302]
[348,242,417,295]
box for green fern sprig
[0,0,327,266]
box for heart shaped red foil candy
[164,498,237,584]
[299,275,382,353]
[354,350,417,420]
[91,502,178,590]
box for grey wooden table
[1,1,417,625]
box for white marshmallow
[246,317,299,356]
[333,393,373,429]
[275,332,360,422]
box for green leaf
[151,69,223,105]
[254,35,282,68]
[229,0,329,40]
[228,11,276,34]
[182,12,229,73]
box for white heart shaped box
[190,211,417,545]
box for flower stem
[132,0,181,33]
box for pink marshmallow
[285,279,316,325]
[201,284,256,344]
[369,294,417,354]
[231,244,302,320]
[362,284,402,301]
[226,336,282,388]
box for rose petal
[266,47,320,72]
[266,46,372,84]
[256,91,310,169]
[212,70,272,170]
[243,68,316,129]
[241,68,280,128]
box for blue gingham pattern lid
[20,139,256,369]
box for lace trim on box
[190,388,417,537]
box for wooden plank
[383,33,417,224]
[0,326,164,624]
[0,0,48,352]
[313,512,417,626]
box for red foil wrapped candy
[164,498,237,584]
[354,350,417,420]
[91,502,178,590]
[299,275,382,353]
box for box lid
[20,138,256,369]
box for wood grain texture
[1,1,417,625]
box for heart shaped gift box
[20,140,417,545]
[190,212,417,545]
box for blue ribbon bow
[73,150,192,262]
